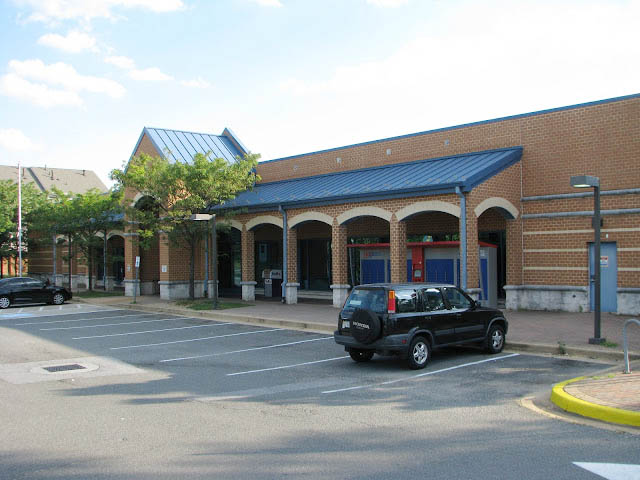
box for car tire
[52,293,65,305]
[0,296,10,309]
[350,308,381,344]
[349,349,374,363]
[407,336,430,370]
[485,324,505,354]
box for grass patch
[601,341,619,349]
[173,299,252,311]
[74,290,125,298]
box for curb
[506,341,640,362]
[89,301,335,334]
[550,377,640,427]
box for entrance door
[589,242,617,312]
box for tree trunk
[189,241,195,299]
[68,235,72,291]
[88,245,93,291]
[103,230,108,291]
[0,256,3,278]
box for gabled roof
[132,127,246,164]
[215,147,522,211]
[0,165,107,194]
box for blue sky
[1,0,638,186]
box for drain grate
[43,363,86,373]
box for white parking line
[111,328,285,350]
[15,312,157,326]
[73,322,233,339]
[160,336,333,363]
[322,353,521,394]
[40,317,196,331]
[227,356,350,376]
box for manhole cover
[42,364,86,373]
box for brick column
[330,222,349,307]
[240,227,256,301]
[285,227,299,304]
[464,205,480,298]
[390,216,407,283]
[287,227,298,283]
[504,217,523,310]
[123,227,140,297]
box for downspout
[279,205,287,303]
[455,187,467,291]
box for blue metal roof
[215,147,522,211]
[132,127,246,163]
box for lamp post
[570,175,605,345]
[191,213,218,310]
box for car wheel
[0,296,10,309]
[349,349,374,363]
[52,293,65,305]
[407,336,430,370]
[485,324,505,354]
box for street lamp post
[191,213,218,310]
[570,175,605,345]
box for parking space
[0,307,607,405]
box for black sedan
[0,277,72,309]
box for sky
[0,0,639,187]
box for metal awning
[214,147,522,211]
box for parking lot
[0,304,603,401]
[2,303,640,480]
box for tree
[67,189,123,290]
[29,188,123,291]
[0,179,47,278]
[111,151,260,299]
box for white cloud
[0,128,42,152]
[366,0,408,7]
[180,77,211,88]
[105,55,136,70]
[0,59,126,107]
[250,0,283,7]
[104,55,173,82]
[37,30,97,53]
[14,0,185,23]
[279,0,640,141]
[128,67,173,82]
[0,73,83,107]
[8,59,126,98]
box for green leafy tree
[111,151,260,299]
[67,189,124,290]
[0,179,47,278]
[29,188,123,291]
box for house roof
[0,165,107,194]
[133,127,247,164]
[214,147,523,211]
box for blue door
[589,242,617,312]
[361,259,386,284]
[426,259,454,283]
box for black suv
[334,283,508,369]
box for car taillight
[387,290,396,313]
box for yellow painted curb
[550,377,640,427]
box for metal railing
[623,318,640,374]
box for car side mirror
[470,300,477,310]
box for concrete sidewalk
[76,294,640,428]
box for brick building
[0,166,122,290]
[123,94,640,314]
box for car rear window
[394,289,418,313]
[344,288,386,313]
